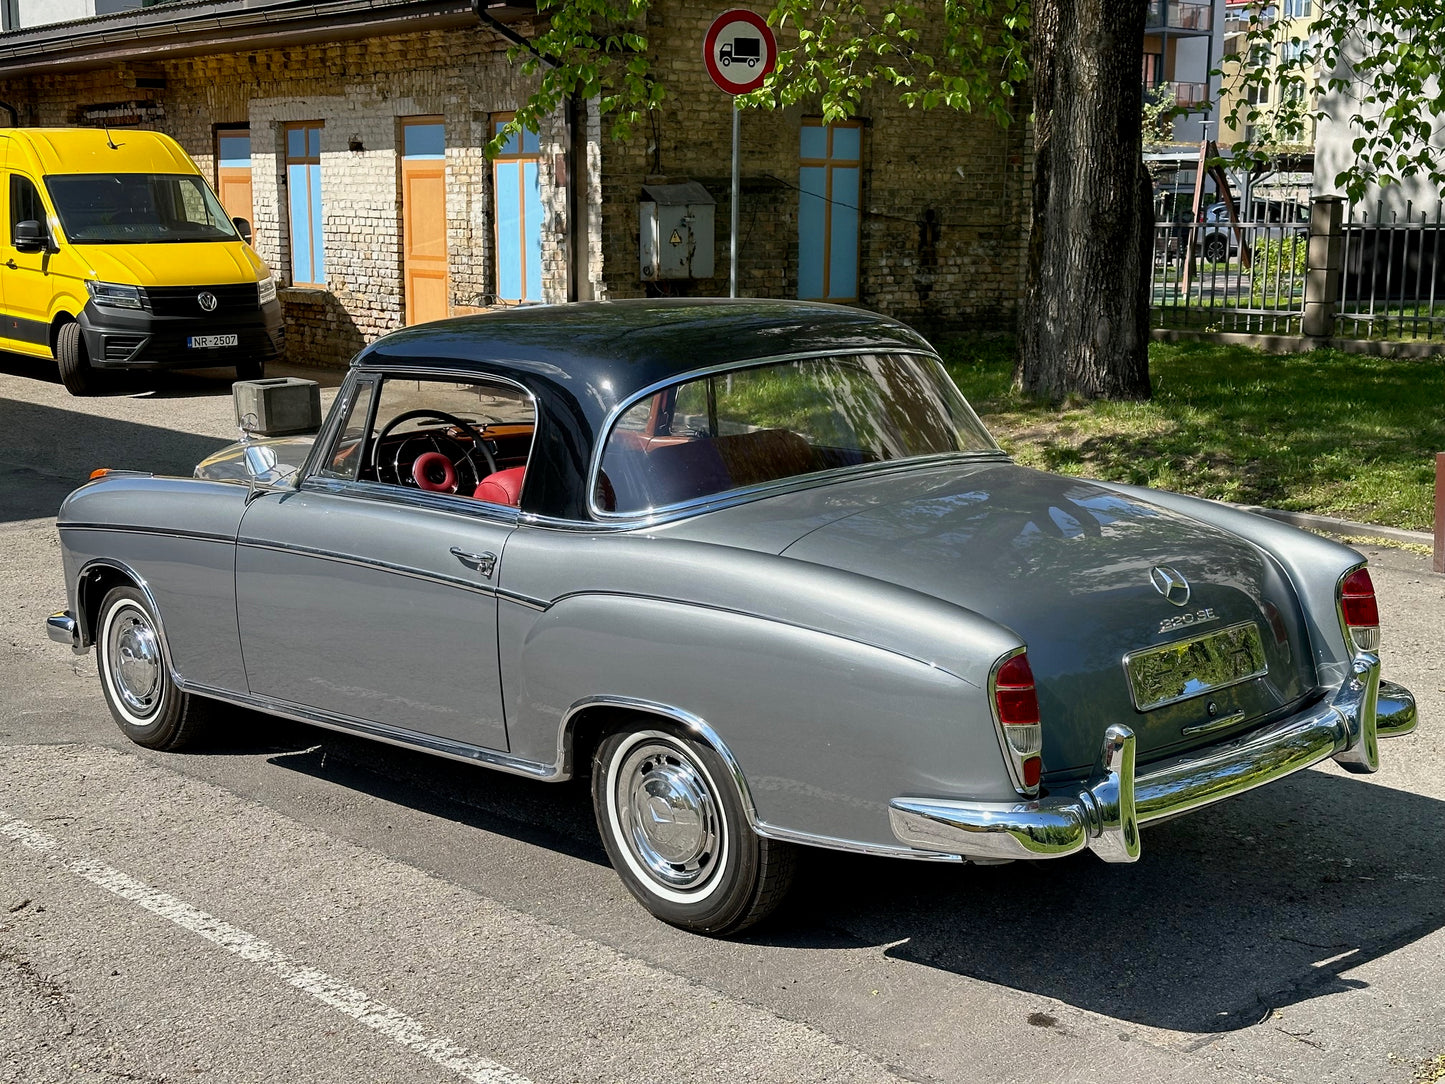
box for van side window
[10,175,45,232]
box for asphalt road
[2,352,1442,1084]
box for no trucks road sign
[703,9,777,95]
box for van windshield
[45,174,239,244]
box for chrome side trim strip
[236,539,501,598]
[496,588,549,611]
[753,821,966,862]
[59,523,234,544]
[177,679,562,781]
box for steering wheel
[370,409,498,492]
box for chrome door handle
[450,547,496,578]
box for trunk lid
[769,461,1317,776]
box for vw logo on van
[197,291,218,312]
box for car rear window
[596,352,999,515]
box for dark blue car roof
[351,299,937,520]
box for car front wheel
[592,727,795,935]
[56,321,96,396]
[95,586,208,750]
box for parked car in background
[46,299,1417,934]
[0,128,283,395]
[1200,199,1311,263]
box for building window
[492,117,542,303]
[284,122,325,287]
[798,119,861,303]
[1284,0,1311,16]
[215,126,253,235]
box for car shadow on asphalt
[256,717,609,867]
[762,768,1445,1033]
[0,349,342,401]
[0,398,234,523]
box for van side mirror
[13,220,47,252]
[232,217,253,245]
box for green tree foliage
[1226,0,1445,200]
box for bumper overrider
[890,654,1417,863]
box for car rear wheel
[95,586,208,750]
[56,321,96,396]
[1202,235,1229,263]
[592,727,795,935]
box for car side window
[340,374,536,507]
[314,379,377,482]
[10,174,46,235]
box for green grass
[939,336,1445,532]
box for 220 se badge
[46,299,1418,935]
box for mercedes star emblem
[1150,565,1191,607]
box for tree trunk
[1017,0,1153,401]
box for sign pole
[730,101,740,298]
[703,9,777,299]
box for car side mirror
[232,217,253,245]
[13,219,48,252]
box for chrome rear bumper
[890,654,1417,863]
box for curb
[1234,504,1434,549]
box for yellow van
[0,128,283,395]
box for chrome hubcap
[109,609,161,717]
[618,741,721,890]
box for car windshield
[45,173,239,244]
[597,352,1000,514]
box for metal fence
[1150,203,1310,335]
[1338,201,1445,340]
[1150,198,1445,341]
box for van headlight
[86,281,144,309]
[257,276,277,305]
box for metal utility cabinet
[639,182,716,281]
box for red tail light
[1340,567,1380,651]
[993,653,1043,795]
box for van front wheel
[236,357,265,381]
[57,322,96,396]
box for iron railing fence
[1150,205,1310,335]
[1338,201,1445,341]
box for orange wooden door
[401,120,449,326]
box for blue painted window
[403,122,446,160]
[217,133,251,169]
[798,120,861,302]
[285,122,325,287]
[492,117,543,302]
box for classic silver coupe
[47,299,1417,934]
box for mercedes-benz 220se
[47,300,1417,934]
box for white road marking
[0,811,533,1084]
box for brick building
[0,0,1030,368]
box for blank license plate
[1124,621,1268,712]
[188,334,238,349]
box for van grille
[143,284,260,318]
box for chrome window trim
[308,365,540,507]
[304,371,378,484]
[299,475,524,526]
[584,347,1004,522]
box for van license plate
[188,334,238,349]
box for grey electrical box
[640,182,715,281]
[233,377,322,436]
